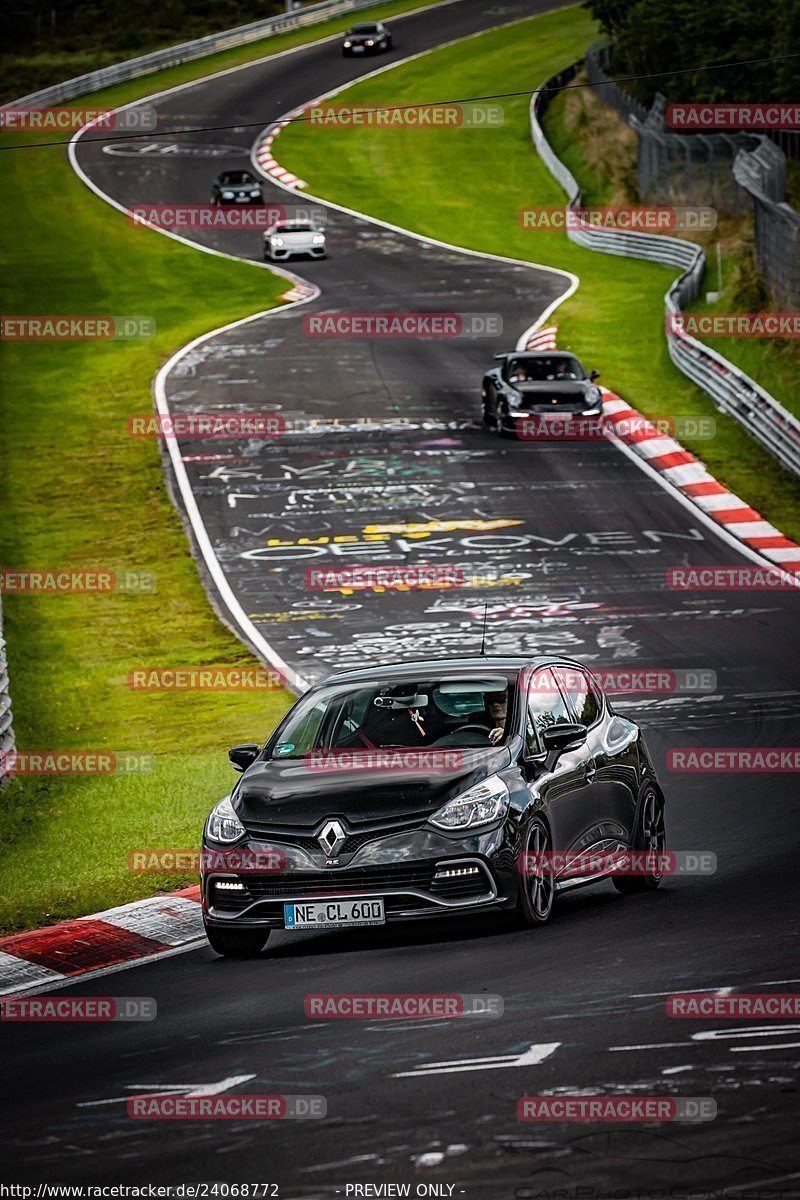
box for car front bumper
[266,245,326,260]
[202,823,518,929]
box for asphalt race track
[3,1,799,1192]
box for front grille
[246,864,436,897]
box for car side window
[526,668,572,754]
[552,667,602,727]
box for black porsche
[481,351,603,436]
[211,169,263,205]
[341,21,393,55]
[201,656,666,957]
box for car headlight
[366,39,374,45]
[312,234,325,245]
[430,774,509,831]
[207,795,245,843]
[586,385,602,405]
[270,237,284,247]
[222,191,234,200]
[505,389,523,410]
[343,40,351,46]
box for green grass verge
[276,4,800,539]
[0,164,296,931]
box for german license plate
[352,45,364,52]
[284,898,385,929]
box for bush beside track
[0,0,446,933]
[276,4,800,542]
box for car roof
[310,655,590,688]
[505,350,579,360]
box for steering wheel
[431,724,494,748]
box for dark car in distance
[211,169,263,205]
[341,21,393,55]
[201,656,667,957]
[482,351,603,436]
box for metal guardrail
[530,64,800,478]
[10,0,382,108]
[0,596,15,788]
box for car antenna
[480,603,488,657]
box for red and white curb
[601,389,800,574]
[254,118,307,190]
[0,886,203,995]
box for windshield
[507,355,586,382]
[273,222,314,233]
[352,24,379,32]
[268,676,513,757]
[220,171,254,184]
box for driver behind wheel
[485,691,508,744]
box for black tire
[613,783,666,894]
[204,923,270,958]
[516,817,556,927]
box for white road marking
[393,1042,560,1077]
[78,1073,256,1107]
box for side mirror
[542,723,587,755]
[228,743,260,772]
[590,369,601,381]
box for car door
[554,665,638,840]
[525,666,597,857]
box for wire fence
[530,63,800,479]
[586,42,800,310]
[733,140,800,309]
[0,598,15,789]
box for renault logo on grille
[318,819,346,856]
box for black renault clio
[201,656,666,957]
